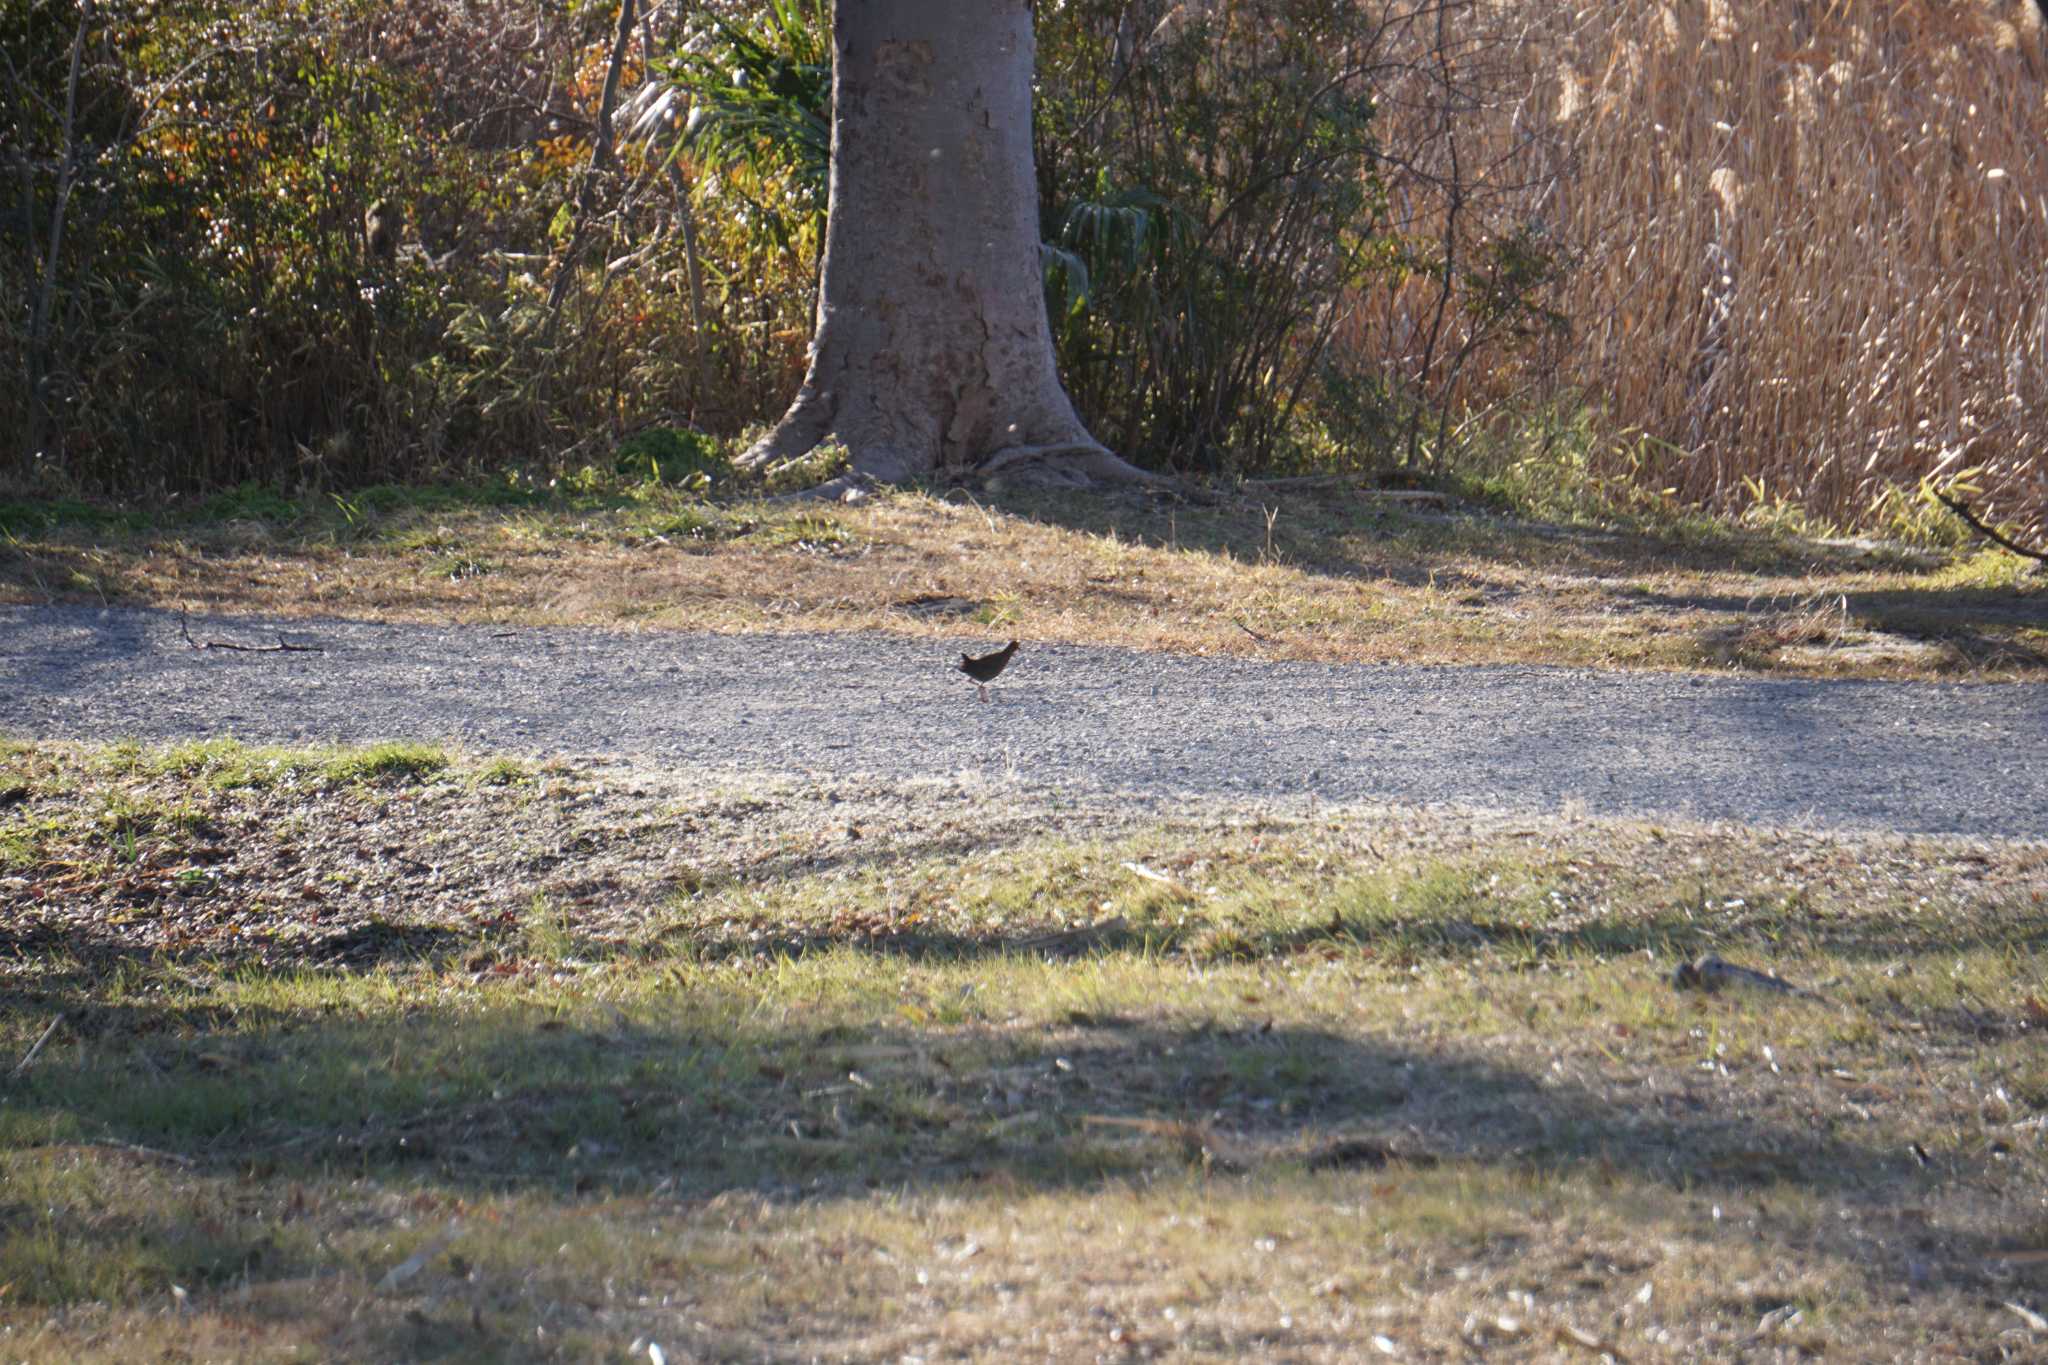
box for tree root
[766,471,881,504]
[979,440,1163,487]
[745,415,1168,495]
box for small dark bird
[957,639,1019,702]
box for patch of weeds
[322,481,560,545]
[521,892,573,960]
[0,1162,279,1307]
[614,426,733,487]
[386,525,463,554]
[353,481,536,515]
[760,437,852,495]
[972,595,1022,628]
[145,738,322,791]
[187,482,304,527]
[0,813,64,871]
[320,742,450,786]
[93,793,161,864]
[749,511,860,554]
[476,757,531,786]
[0,498,147,536]
[623,502,738,543]
[1928,546,2044,592]
[426,552,499,582]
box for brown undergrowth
[4,739,2048,1359]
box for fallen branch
[179,607,325,654]
[541,0,637,341]
[1934,492,2048,565]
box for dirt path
[2,604,2042,837]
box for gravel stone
[2,604,2043,837]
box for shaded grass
[3,479,2041,681]
[3,740,2048,1358]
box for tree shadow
[1607,581,2047,671]
[968,482,1945,586]
[2,1000,2030,1321]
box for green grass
[3,740,2046,1358]
[100,737,450,791]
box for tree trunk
[738,0,1152,490]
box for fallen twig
[1934,492,2048,564]
[1234,618,1272,644]
[1120,860,1189,895]
[377,1218,462,1293]
[179,606,325,654]
[12,1013,61,1077]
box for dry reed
[1343,0,2048,533]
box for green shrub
[614,427,732,487]
[1036,0,1389,475]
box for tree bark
[738,0,1152,489]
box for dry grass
[3,483,2043,680]
[5,739,2048,1360]
[1348,0,2048,536]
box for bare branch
[179,607,326,654]
[11,1014,63,1077]
[1934,492,2048,565]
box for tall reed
[1537,0,2046,529]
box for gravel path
[2,604,2043,837]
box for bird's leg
[978,684,989,703]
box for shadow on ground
[0,997,2018,1289]
[980,482,1945,584]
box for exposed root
[978,440,1165,488]
[737,391,834,471]
[767,471,880,504]
[743,384,1165,493]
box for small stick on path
[180,606,325,654]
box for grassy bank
[4,739,2047,1359]
[2,480,2042,682]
